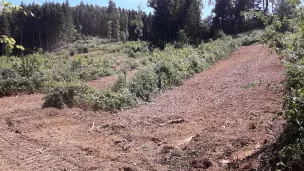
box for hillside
[0,45,285,170]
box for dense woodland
[0,0,296,54]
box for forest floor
[0,44,285,171]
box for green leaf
[3,2,12,6]
[16,45,25,50]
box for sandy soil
[0,45,285,171]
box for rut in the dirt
[0,45,285,171]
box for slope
[0,44,285,171]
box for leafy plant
[43,81,92,108]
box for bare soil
[0,45,285,171]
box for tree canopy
[0,0,298,53]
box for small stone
[220,159,231,164]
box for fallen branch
[89,122,95,132]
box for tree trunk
[265,0,269,13]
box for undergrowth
[40,30,262,111]
[253,3,304,170]
[1,30,262,111]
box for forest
[0,0,293,53]
[0,0,304,170]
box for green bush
[128,60,140,69]
[213,30,226,39]
[129,68,159,101]
[43,80,137,111]
[69,56,112,81]
[0,71,45,97]
[173,41,186,49]
[155,61,183,89]
[92,89,137,111]
[83,47,89,53]
[0,77,36,97]
[76,46,89,54]
[43,81,92,108]
[112,72,127,92]
[0,54,46,97]
[12,53,45,78]
[69,50,75,56]
[256,6,304,169]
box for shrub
[0,77,36,97]
[83,47,89,53]
[256,9,304,169]
[12,53,45,78]
[43,81,92,108]
[155,61,183,89]
[129,68,159,101]
[43,80,137,111]
[112,71,127,92]
[69,50,75,56]
[128,60,140,69]
[128,49,136,58]
[0,55,46,97]
[213,30,226,39]
[92,89,137,111]
[0,68,17,79]
[76,46,89,54]
[173,41,186,49]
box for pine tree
[212,0,233,34]
[185,0,202,44]
[115,18,121,41]
[61,0,75,47]
[0,14,11,55]
[131,6,144,40]
[148,0,174,47]
[0,14,10,36]
[107,20,113,40]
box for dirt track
[0,45,285,171]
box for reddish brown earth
[0,45,285,171]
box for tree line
[0,0,152,54]
[0,0,295,54]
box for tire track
[0,131,81,171]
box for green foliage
[0,0,26,53]
[125,32,260,103]
[69,50,75,56]
[0,32,260,112]
[12,53,45,77]
[112,71,127,92]
[212,30,226,40]
[0,54,46,97]
[256,2,304,170]
[43,80,137,111]
[129,68,158,101]
[155,61,184,89]
[43,81,92,108]
[0,75,37,97]
[92,88,137,111]
[76,46,89,54]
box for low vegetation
[0,30,261,110]
[249,3,304,170]
[45,31,261,110]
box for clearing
[0,45,285,171]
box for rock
[220,159,231,164]
[120,166,138,171]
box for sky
[10,0,214,18]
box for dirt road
[0,45,285,171]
